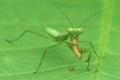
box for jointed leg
[33,43,60,74]
[65,40,78,46]
[79,41,99,57]
[6,30,50,43]
[66,41,93,71]
[80,48,92,71]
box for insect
[6,6,110,74]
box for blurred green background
[0,0,119,80]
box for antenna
[56,6,74,27]
[77,6,111,27]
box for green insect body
[46,27,68,42]
[47,27,83,59]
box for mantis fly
[6,6,110,74]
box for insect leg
[33,43,61,74]
[65,40,77,45]
[79,41,99,57]
[80,48,92,71]
[6,30,50,43]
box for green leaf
[0,0,119,80]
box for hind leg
[80,48,92,71]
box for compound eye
[68,28,73,32]
[78,28,83,32]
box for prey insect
[6,6,110,73]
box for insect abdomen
[46,27,68,42]
[46,27,60,38]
